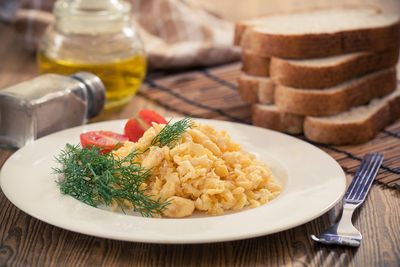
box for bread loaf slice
[237,6,400,59]
[242,50,270,76]
[252,104,304,134]
[251,86,400,144]
[270,49,399,88]
[237,74,275,104]
[235,16,271,46]
[274,67,397,116]
[234,7,377,46]
[241,49,399,89]
[304,86,400,145]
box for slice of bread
[252,104,304,134]
[241,49,399,89]
[236,6,400,59]
[234,6,382,45]
[252,86,400,145]
[274,67,397,116]
[270,49,399,88]
[235,15,271,46]
[304,86,400,145]
[237,74,275,104]
[242,50,270,76]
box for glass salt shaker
[0,72,105,148]
[37,0,147,110]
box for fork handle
[335,203,361,236]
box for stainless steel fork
[311,153,384,247]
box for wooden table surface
[1,16,400,267]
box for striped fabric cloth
[1,0,240,69]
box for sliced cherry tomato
[124,110,168,142]
[80,131,129,153]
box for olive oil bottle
[37,52,146,109]
[37,0,146,110]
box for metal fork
[311,153,384,247]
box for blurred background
[198,0,400,21]
[0,0,399,113]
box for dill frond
[53,144,168,217]
[53,117,193,217]
[150,117,193,148]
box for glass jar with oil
[37,0,146,110]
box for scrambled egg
[114,122,281,217]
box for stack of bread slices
[234,6,400,145]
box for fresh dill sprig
[53,144,169,217]
[150,117,193,148]
[54,117,193,217]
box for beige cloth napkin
[5,0,240,69]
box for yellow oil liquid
[37,52,147,109]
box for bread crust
[270,49,399,88]
[234,22,249,46]
[274,68,396,116]
[252,87,400,145]
[303,91,400,145]
[233,5,387,47]
[304,113,388,145]
[252,88,400,145]
[252,104,304,134]
[247,22,400,59]
[242,50,270,76]
[237,74,275,104]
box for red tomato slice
[124,119,145,143]
[124,110,167,142]
[139,110,168,126]
[80,131,129,153]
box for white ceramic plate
[0,118,346,244]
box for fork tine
[352,153,383,201]
[345,153,375,199]
[344,153,383,202]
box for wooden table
[1,21,399,266]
